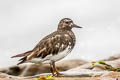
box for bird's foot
[55,72,61,77]
[51,71,61,77]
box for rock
[0,71,120,80]
[0,65,25,76]
[56,59,88,71]
[71,58,120,71]
[30,69,109,77]
[102,72,120,78]
[0,72,9,78]
[0,59,88,76]
[102,54,120,61]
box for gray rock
[102,54,120,61]
[0,59,88,76]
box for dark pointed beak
[72,24,83,28]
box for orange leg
[52,62,60,76]
[50,63,55,76]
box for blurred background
[0,0,120,67]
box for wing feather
[33,31,71,59]
[11,31,72,64]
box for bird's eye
[65,22,69,24]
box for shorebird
[11,18,82,76]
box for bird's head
[58,18,82,30]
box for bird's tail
[11,50,33,65]
[11,50,33,58]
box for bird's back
[31,30,76,63]
[12,30,76,64]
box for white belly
[51,46,72,62]
[29,46,72,64]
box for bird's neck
[57,29,76,49]
[58,29,76,45]
[66,30,76,48]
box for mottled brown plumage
[11,18,82,76]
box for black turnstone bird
[11,18,82,76]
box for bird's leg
[52,62,60,76]
[50,63,55,76]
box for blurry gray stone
[71,59,120,71]
[102,54,120,61]
[0,59,88,76]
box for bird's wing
[11,31,71,65]
[27,31,71,60]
